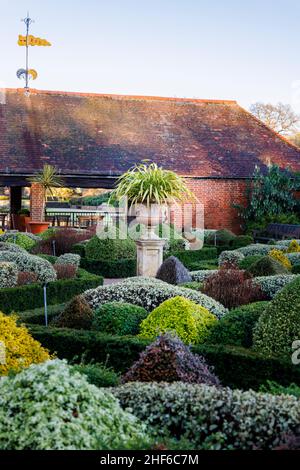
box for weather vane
[16,13,52,95]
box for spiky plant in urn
[111,162,194,277]
[111,162,194,238]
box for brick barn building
[1,88,300,232]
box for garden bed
[27,324,300,390]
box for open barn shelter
[1,88,300,232]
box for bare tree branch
[249,102,300,135]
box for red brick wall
[30,183,45,222]
[171,178,248,234]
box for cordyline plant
[110,162,195,207]
[29,164,64,221]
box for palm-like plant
[28,164,64,221]
[111,162,195,207]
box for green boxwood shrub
[113,382,300,450]
[71,242,86,258]
[231,235,253,249]
[0,360,148,450]
[206,229,236,246]
[187,260,218,271]
[206,301,269,348]
[139,296,217,344]
[80,258,136,278]
[28,325,300,390]
[0,270,102,313]
[16,303,66,325]
[85,235,136,261]
[92,302,147,335]
[259,381,300,398]
[253,276,300,358]
[36,254,57,264]
[73,363,120,388]
[170,247,217,269]
[180,281,203,291]
[292,263,300,274]
[248,256,289,277]
[238,255,264,271]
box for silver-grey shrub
[275,239,300,246]
[190,270,218,282]
[218,250,244,267]
[113,382,300,450]
[0,251,56,283]
[0,242,26,254]
[253,274,298,298]
[237,244,287,257]
[286,253,300,265]
[55,253,81,269]
[0,262,18,288]
[84,277,227,319]
[0,360,148,450]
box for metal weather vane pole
[16,13,51,95]
[23,12,34,91]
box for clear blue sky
[1,0,300,110]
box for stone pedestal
[136,238,165,277]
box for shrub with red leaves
[17,271,38,286]
[202,262,266,309]
[121,333,220,386]
[54,263,77,280]
[31,228,90,256]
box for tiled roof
[1,88,300,179]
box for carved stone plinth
[136,238,165,277]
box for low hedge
[17,303,66,325]
[170,248,217,269]
[80,258,136,278]
[0,270,103,313]
[28,325,300,390]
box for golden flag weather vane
[16,13,52,95]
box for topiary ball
[139,296,217,344]
[92,302,147,335]
[53,295,93,329]
[0,312,51,376]
[248,256,289,277]
[206,301,269,348]
[156,256,191,285]
[253,276,300,358]
[122,333,220,386]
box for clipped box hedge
[170,247,217,269]
[80,258,136,278]
[0,270,103,313]
[27,325,300,390]
[73,242,217,278]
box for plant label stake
[43,284,48,327]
